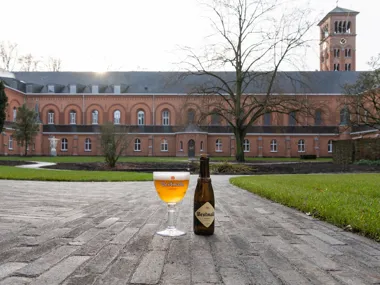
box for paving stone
[130,251,166,284]
[0,277,32,285]
[293,243,340,271]
[270,268,312,285]
[95,217,120,229]
[241,256,282,285]
[29,256,90,285]
[306,229,346,245]
[191,250,219,283]
[80,244,122,274]
[0,263,27,279]
[110,227,139,245]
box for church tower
[318,6,359,71]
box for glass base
[156,228,186,237]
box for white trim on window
[61,138,68,151]
[138,110,145,126]
[161,139,168,152]
[162,110,170,126]
[48,111,54,124]
[298,139,305,152]
[200,141,204,151]
[179,141,183,151]
[84,138,92,152]
[70,111,76,124]
[8,135,13,150]
[215,139,222,152]
[13,107,17,122]
[114,110,121,124]
[328,140,333,153]
[70,85,77,94]
[92,110,99,124]
[270,139,277,152]
[243,139,250,152]
[134,138,141,152]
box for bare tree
[18,53,40,71]
[45,57,62,71]
[343,54,380,130]
[181,0,317,162]
[0,41,19,71]
[99,122,132,168]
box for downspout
[82,94,85,125]
[152,94,155,156]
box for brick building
[1,6,373,158]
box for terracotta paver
[0,176,379,285]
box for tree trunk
[24,143,28,156]
[234,130,245,162]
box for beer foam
[153,172,190,181]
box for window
[48,111,54,124]
[85,138,92,151]
[61,138,68,151]
[162,110,170,126]
[215,139,222,152]
[70,85,76,94]
[328,140,333,153]
[13,107,17,122]
[179,141,183,151]
[333,63,340,71]
[8,135,13,150]
[92,85,99,93]
[187,109,195,124]
[315,110,322,126]
[211,111,220,125]
[161,139,168,151]
[264,113,271,126]
[346,21,351,33]
[270,139,277,152]
[114,85,121,94]
[70,111,76,124]
[345,49,351,57]
[137,110,145,125]
[92,110,99,124]
[47,85,55,93]
[134,138,141,151]
[114,110,121,124]
[243,139,250,152]
[345,63,351,71]
[334,49,340,58]
[200,141,204,151]
[340,107,349,125]
[289,111,296,126]
[298,139,305,152]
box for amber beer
[193,154,215,235]
[154,172,190,203]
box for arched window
[334,21,338,33]
[328,140,333,153]
[92,110,99,124]
[345,63,351,71]
[200,141,204,151]
[298,139,305,152]
[137,110,145,125]
[338,21,342,33]
[340,107,349,125]
[179,141,183,151]
[162,110,170,126]
[211,111,220,125]
[334,49,340,58]
[243,139,250,152]
[264,113,271,126]
[48,110,54,124]
[289,111,296,126]
[161,139,168,151]
[270,139,277,152]
[61,138,68,151]
[13,107,17,122]
[70,110,76,124]
[345,49,351,57]
[114,110,121,124]
[187,109,195,124]
[346,21,351,33]
[84,138,92,151]
[215,139,222,152]
[334,63,340,71]
[8,135,13,150]
[134,138,141,151]
[315,110,322,126]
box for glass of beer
[153,171,190,236]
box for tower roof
[318,6,359,26]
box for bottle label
[195,202,215,227]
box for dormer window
[92,85,99,93]
[47,85,55,93]
[70,85,77,94]
[26,85,33,93]
[114,85,121,94]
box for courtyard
[0,176,379,285]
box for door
[188,139,195,158]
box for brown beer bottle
[193,154,215,235]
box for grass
[0,156,332,163]
[230,174,380,241]
[0,166,152,182]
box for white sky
[2,0,379,72]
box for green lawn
[0,156,332,163]
[0,166,152,182]
[230,174,380,241]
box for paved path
[16,162,57,169]
[0,176,379,285]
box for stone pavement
[0,176,379,285]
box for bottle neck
[199,157,210,178]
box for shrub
[354,159,380,166]
[210,161,253,174]
[300,154,317,160]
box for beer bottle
[193,154,215,235]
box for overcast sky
[2,0,378,72]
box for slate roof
[2,71,363,95]
[318,6,359,26]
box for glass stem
[167,203,176,230]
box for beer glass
[153,172,190,236]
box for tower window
[334,49,340,58]
[346,21,351,33]
[334,63,340,71]
[345,49,351,57]
[345,63,351,71]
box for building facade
[0,6,370,158]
